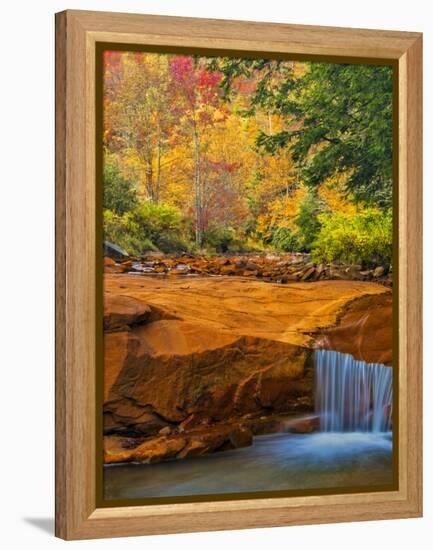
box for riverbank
[104,251,392,286]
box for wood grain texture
[399,35,423,514]
[55,9,423,540]
[54,10,67,537]
[55,10,96,539]
[71,9,420,59]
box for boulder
[373,266,385,278]
[316,263,325,276]
[104,436,139,464]
[104,241,129,261]
[229,426,253,448]
[104,294,151,331]
[285,415,320,433]
[132,436,187,463]
[103,423,255,464]
[104,256,126,274]
[177,438,209,459]
[301,266,316,281]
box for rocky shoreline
[103,257,392,466]
[104,251,392,287]
[104,414,321,465]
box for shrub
[312,208,392,267]
[271,226,301,252]
[132,202,193,254]
[103,209,151,255]
[103,164,138,215]
[203,226,236,253]
[295,192,323,250]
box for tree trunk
[268,112,273,134]
[155,140,161,204]
[143,143,154,202]
[193,127,202,248]
[145,162,153,202]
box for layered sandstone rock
[318,292,393,365]
[103,294,151,331]
[104,274,389,347]
[104,322,312,435]
[103,272,391,464]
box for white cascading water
[315,349,393,433]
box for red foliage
[133,52,144,64]
[205,159,240,174]
[103,50,122,71]
[169,56,222,113]
[169,56,194,82]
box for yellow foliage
[103,51,376,250]
[318,173,371,216]
[257,185,308,239]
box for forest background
[103,51,393,268]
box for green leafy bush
[103,164,138,215]
[132,202,193,254]
[203,226,237,253]
[312,208,392,267]
[103,210,153,255]
[271,226,301,252]
[295,192,323,250]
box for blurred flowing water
[315,350,393,432]
[104,431,393,499]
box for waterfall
[315,350,392,433]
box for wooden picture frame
[55,9,422,540]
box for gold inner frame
[94,41,400,508]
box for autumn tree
[103,160,138,215]
[104,52,173,202]
[169,56,225,246]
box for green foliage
[103,163,138,215]
[103,210,153,255]
[312,209,392,267]
[210,58,296,110]
[289,64,393,208]
[132,202,193,254]
[203,226,237,253]
[217,60,393,208]
[295,192,323,250]
[271,227,301,253]
[103,202,195,255]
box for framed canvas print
[55,10,423,540]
